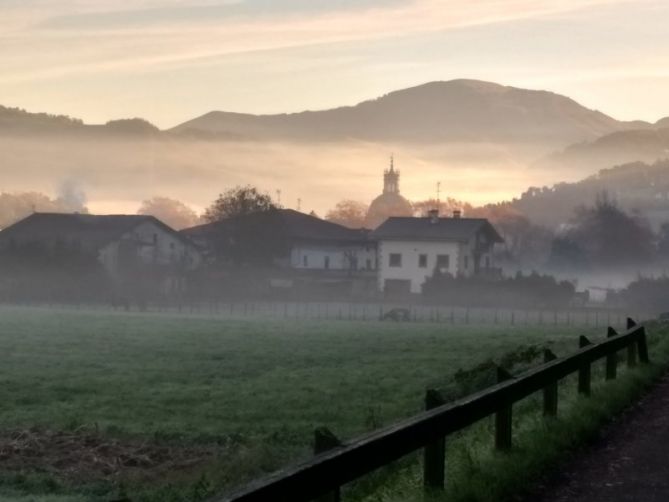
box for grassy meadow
[0,305,647,501]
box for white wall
[378,240,466,294]
[99,220,201,275]
[290,243,376,271]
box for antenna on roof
[297,198,302,211]
[436,181,441,206]
[276,189,282,206]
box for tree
[412,198,473,218]
[203,186,276,223]
[138,197,200,230]
[469,203,553,268]
[549,193,654,270]
[325,200,368,228]
[0,191,88,230]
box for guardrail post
[423,389,446,493]
[638,325,650,364]
[578,336,592,396]
[626,318,638,367]
[495,367,513,451]
[606,327,618,380]
[314,427,342,502]
[543,349,558,417]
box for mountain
[510,159,669,229]
[0,106,160,138]
[536,120,669,174]
[2,80,667,218]
[171,79,641,146]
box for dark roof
[182,209,370,244]
[372,216,503,243]
[0,212,194,250]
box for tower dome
[365,156,413,228]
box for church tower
[365,155,414,228]
[383,155,400,194]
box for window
[418,254,427,268]
[485,256,490,268]
[389,253,402,267]
[303,255,308,267]
[324,256,330,269]
[366,258,372,270]
[464,256,469,269]
[436,254,450,269]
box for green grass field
[0,306,639,501]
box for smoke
[56,179,88,213]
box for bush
[422,271,575,309]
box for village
[0,159,518,310]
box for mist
[0,133,568,216]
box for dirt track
[524,373,669,502]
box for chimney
[452,209,462,219]
[427,209,439,224]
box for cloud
[0,0,628,85]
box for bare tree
[325,199,368,228]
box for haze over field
[3,78,669,215]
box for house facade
[0,213,201,294]
[183,209,375,272]
[372,210,503,295]
[181,209,377,298]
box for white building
[372,210,503,295]
[185,208,376,272]
[0,213,201,291]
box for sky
[2,0,669,128]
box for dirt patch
[0,428,222,485]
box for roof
[0,212,195,250]
[372,216,504,243]
[182,209,370,244]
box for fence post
[543,349,558,417]
[495,367,513,451]
[606,327,618,380]
[578,336,592,396]
[626,318,638,367]
[314,427,342,502]
[424,389,446,493]
[638,325,650,364]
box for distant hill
[3,81,669,217]
[536,119,669,174]
[510,160,669,229]
[171,79,642,146]
[0,106,160,138]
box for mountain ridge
[170,79,642,146]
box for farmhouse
[183,208,375,272]
[372,210,503,295]
[0,213,201,292]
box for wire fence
[3,300,650,329]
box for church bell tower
[383,155,400,194]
